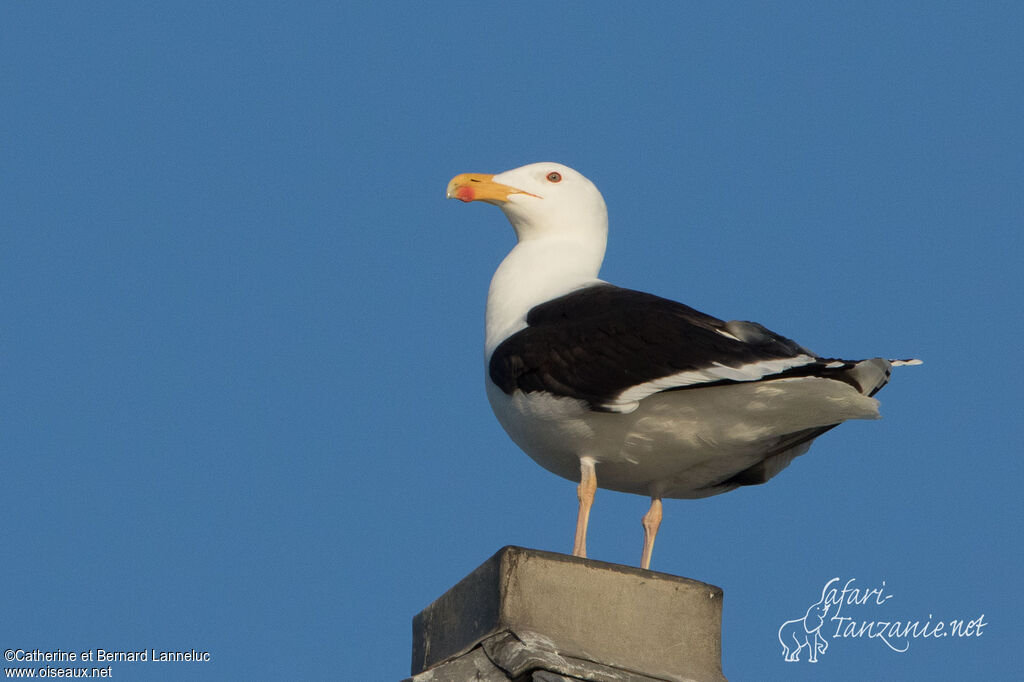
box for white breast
[486,375,880,499]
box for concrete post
[405,546,726,682]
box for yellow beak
[446,173,539,204]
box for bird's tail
[848,357,921,397]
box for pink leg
[573,458,597,558]
[640,497,663,570]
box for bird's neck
[485,236,606,357]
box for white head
[446,162,608,246]
[447,162,610,354]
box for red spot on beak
[455,185,475,202]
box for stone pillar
[405,546,726,682]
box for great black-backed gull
[446,162,918,570]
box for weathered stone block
[408,546,725,682]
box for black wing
[489,284,857,411]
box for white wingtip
[890,358,923,367]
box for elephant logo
[778,582,831,663]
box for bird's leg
[573,457,597,558]
[640,497,663,570]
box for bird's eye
[546,171,562,183]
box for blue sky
[3,3,1020,680]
